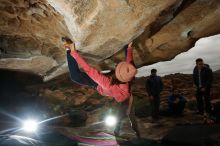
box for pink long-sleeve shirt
[70,47,133,102]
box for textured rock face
[0,0,71,78]
[47,0,180,59]
[0,0,220,80]
[112,0,220,66]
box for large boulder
[0,0,220,81]
[0,0,71,79]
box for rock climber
[62,37,140,138]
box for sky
[136,34,220,77]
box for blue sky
[136,34,220,77]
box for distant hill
[214,69,220,74]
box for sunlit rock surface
[0,0,71,79]
[0,0,220,80]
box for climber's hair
[196,58,203,63]
[151,69,157,74]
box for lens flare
[22,120,38,133]
[105,115,117,127]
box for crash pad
[70,132,126,146]
[163,124,220,146]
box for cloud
[136,34,220,77]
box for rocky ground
[21,72,220,140]
[0,69,219,142]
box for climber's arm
[126,42,133,63]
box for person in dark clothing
[168,89,186,116]
[146,69,163,120]
[193,58,213,115]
